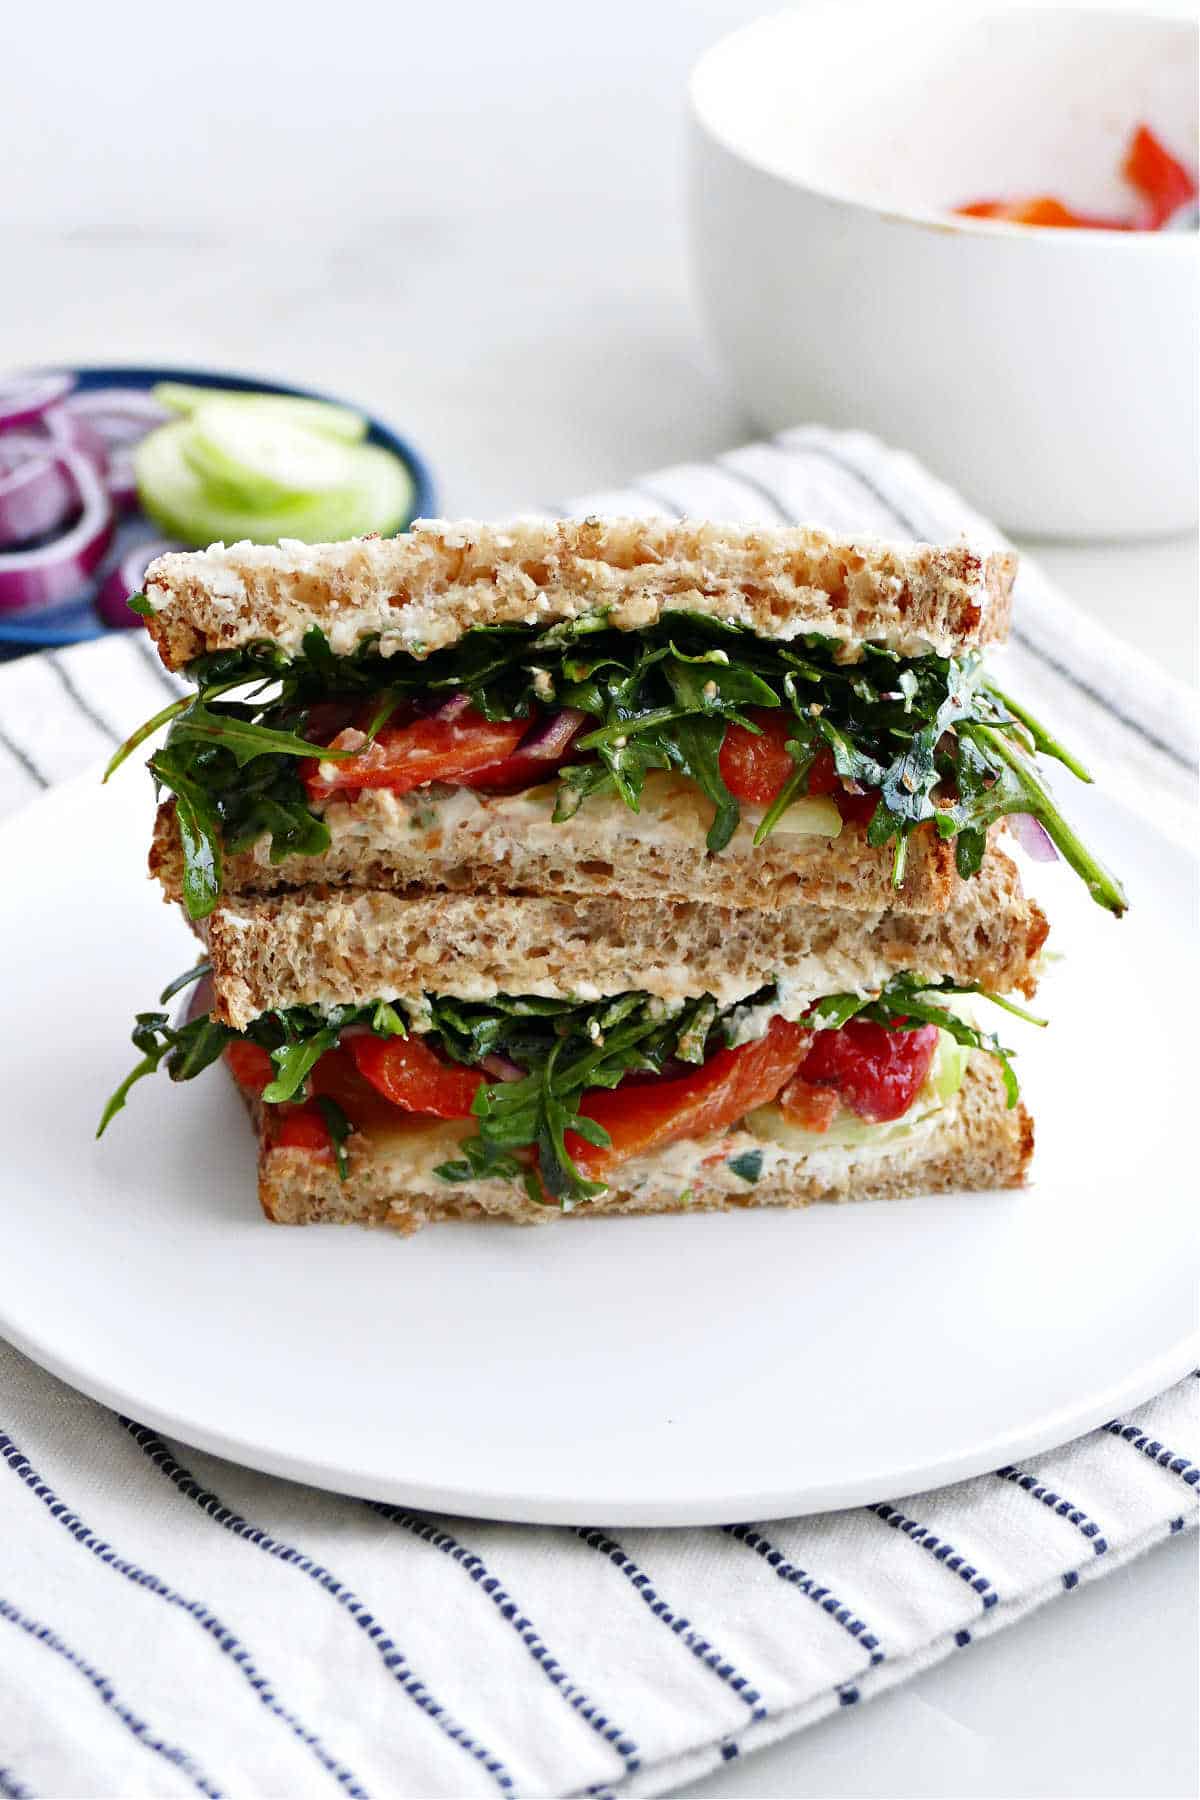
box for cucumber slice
[744,1028,966,1153]
[184,405,362,507]
[930,1029,970,1103]
[134,422,414,546]
[152,383,366,444]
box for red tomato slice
[273,1103,333,1157]
[719,713,877,825]
[456,744,572,794]
[347,1032,484,1118]
[224,1040,275,1092]
[1124,123,1197,228]
[956,196,1129,229]
[718,709,799,805]
[798,1019,939,1124]
[567,1015,810,1178]
[302,708,529,803]
[776,1075,841,1133]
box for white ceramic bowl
[688,3,1198,538]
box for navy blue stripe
[368,1501,640,1776]
[0,1594,221,1797]
[1062,1571,1080,1591]
[0,1764,32,1800]
[1170,1517,1187,1533]
[722,1524,886,1666]
[0,724,49,789]
[1103,1420,1200,1491]
[867,1503,1000,1610]
[45,653,122,744]
[785,433,1192,774]
[994,1467,1109,1554]
[0,1431,368,1798]
[122,1423,515,1797]
[575,1528,768,1721]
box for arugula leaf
[669,715,739,852]
[97,1008,233,1137]
[727,1149,763,1184]
[108,616,1122,918]
[315,1097,352,1180]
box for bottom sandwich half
[102,850,1043,1233]
[249,1054,1031,1232]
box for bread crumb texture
[143,516,1016,668]
[204,848,1046,1028]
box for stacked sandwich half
[103,519,1124,1231]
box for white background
[2,1,1196,1794]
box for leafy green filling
[98,968,1040,1204]
[106,614,1125,920]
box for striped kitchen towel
[0,426,1196,1799]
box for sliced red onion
[481,1053,525,1082]
[0,371,76,433]
[61,387,169,444]
[0,435,76,548]
[105,445,139,511]
[517,707,587,759]
[0,448,113,615]
[428,692,473,722]
[1009,812,1059,863]
[96,536,181,629]
[43,405,108,480]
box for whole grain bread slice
[142,517,1016,669]
[204,846,1046,1028]
[249,1055,1032,1233]
[150,776,962,916]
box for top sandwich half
[114,517,1127,920]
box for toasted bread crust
[249,1057,1033,1233]
[142,517,1016,669]
[149,787,962,916]
[203,848,1046,1028]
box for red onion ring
[1009,813,1060,863]
[517,707,587,758]
[0,372,76,433]
[43,405,108,480]
[0,448,114,615]
[0,435,76,548]
[105,445,139,511]
[428,692,473,722]
[481,1054,525,1082]
[96,536,181,629]
[61,388,169,444]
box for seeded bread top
[142,516,1017,670]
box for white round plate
[2,769,1195,1525]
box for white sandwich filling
[293,770,844,873]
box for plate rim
[2,1302,1195,1526]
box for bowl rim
[689,2,1198,250]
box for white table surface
[3,1,1196,1793]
